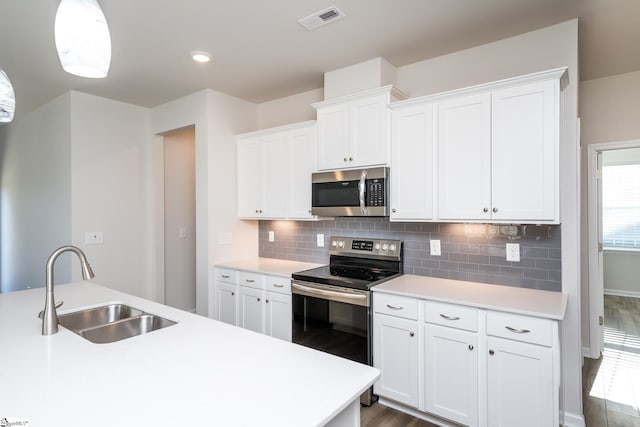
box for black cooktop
[292,262,402,291]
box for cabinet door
[390,103,434,221]
[261,134,287,218]
[438,93,491,220]
[373,314,419,408]
[316,104,349,170]
[287,125,316,219]
[491,80,558,222]
[238,286,264,333]
[424,324,478,426]
[236,137,263,218]
[215,282,238,326]
[487,336,554,427]
[350,93,389,167]
[265,291,292,342]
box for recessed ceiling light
[190,51,211,63]
[0,69,16,123]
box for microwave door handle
[359,169,367,215]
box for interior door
[595,151,605,354]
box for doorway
[162,127,196,312]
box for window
[602,162,640,249]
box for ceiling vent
[298,6,346,31]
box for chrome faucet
[42,245,95,336]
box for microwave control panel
[366,179,385,206]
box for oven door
[291,280,371,366]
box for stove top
[292,236,403,291]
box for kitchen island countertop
[0,282,378,426]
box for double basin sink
[58,303,177,344]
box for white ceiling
[1,0,639,117]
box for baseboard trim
[604,288,640,299]
[562,410,586,427]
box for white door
[316,104,349,170]
[350,93,389,167]
[390,103,434,220]
[261,134,287,218]
[216,282,237,326]
[265,291,292,341]
[287,125,316,219]
[424,324,478,426]
[236,137,263,218]
[487,337,554,427]
[239,286,264,333]
[491,80,557,221]
[438,93,491,220]
[373,314,419,407]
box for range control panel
[329,236,402,260]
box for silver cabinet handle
[493,207,498,213]
[468,345,474,351]
[221,274,230,278]
[273,284,284,288]
[392,208,397,213]
[505,326,530,334]
[440,314,460,321]
[386,304,403,310]
[358,169,367,215]
[245,279,255,283]
[292,283,366,300]
[483,207,489,213]
[409,331,415,337]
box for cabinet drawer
[215,268,238,284]
[486,311,554,347]
[238,272,264,290]
[373,293,418,320]
[424,301,478,332]
[265,275,291,295]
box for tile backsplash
[259,218,562,292]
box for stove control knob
[382,244,388,251]
[389,244,397,252]
[331,240,338,247]
[374,243,381,251]
[338,241,344,248]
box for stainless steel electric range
[291,236,402,405]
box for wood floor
[361,295,640,427]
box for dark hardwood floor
[362,295,640,427]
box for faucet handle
[38,300,63,319]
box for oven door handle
[292,283,367,301]
[358,169,367,215]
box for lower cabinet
[214,267,292,342]
[372,292,560,427]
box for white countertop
[374,274,568,320]
[0,282,378,426]
[215,257,323,277]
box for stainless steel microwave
[311,167,389,217]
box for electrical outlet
[268,231,275,242]
[430,239,441,256]
[506,243,520,262]
[85,232,103,245]
[317,234,324,247]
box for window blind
[602,163,640,249]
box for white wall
[256,19,583,426]
[69,91,152,298]
[163,127,196,311]
[0,93,72,293]
[151,89,258,316]
[257,88,322,130]
[603,251,640,296]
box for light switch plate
[506,243,520,262]
[430,239,441,256]
[317,233,324,247]
[268,231,275,242]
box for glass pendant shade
[0,69,16,123]
[54,0,111,78]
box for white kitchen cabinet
[265,291,292,341]
[436,71,563,223]
[424,324,478,426]
[237,121,319,220]
[389,102,435,221]
[213,268,239,326]
[238,285,264,333]
[373,294,419,408]
[313,85,407,170]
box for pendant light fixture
[0,69,16,123]
[54,0,111,78]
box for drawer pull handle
[386,304,403,310]
[245,279,255,283]
[409,332,415,337]
[273,284,284,288]
[221,275,230,278]
[505,326,530,334]
[440,314,460,321]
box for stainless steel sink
[58,304,177,344]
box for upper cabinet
[391,67,567,224]
[237,121,319,220]
[313,85,407,171]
